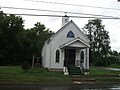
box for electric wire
[5,13,120,20]
[25,0,120,11]
[1,6,120,19]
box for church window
[67,31,74,38]
[56,50,60,63]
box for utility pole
[32,55,34,68]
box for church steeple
[62,15,69,26]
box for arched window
[81,51,84,63]
[67,31,74,38]
[56,50,60,63]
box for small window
[56,50,60,63]
[67,31,74,38]
[81,51,84,63]
[65,18,68,23]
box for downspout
[86,48,87,70]
[49,42,52,69]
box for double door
[65,49,76,66]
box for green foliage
[0,11,24,65]
[0,11,54,65]
[109,50,120,65]
[84,18,111,66]
[26,22,54,57]
[22,61,30,72]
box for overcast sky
[0,0,120,52]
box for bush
[22,60,30,72]
[93,56,111,66]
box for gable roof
[60,37,90,49]
[47,20,90,44]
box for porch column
[61,49,64,67]
[75,49,80,67]
[86,48,89,69]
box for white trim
[47,20,90,44]
[60,37,90,49]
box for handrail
[80,63,84,74]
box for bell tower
[62,15,69,26]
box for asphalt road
[0,83,120,90]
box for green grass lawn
[0,66,72,84]
[90,67,120,76]
[0,66,120,84]
[110,64,120,68]
[89,66,120,82]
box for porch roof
[59,37,90,49]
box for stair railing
[76,60,84,74]
[80,63,84,74]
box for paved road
[0,83,120,90]
[94,67,120,71]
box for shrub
[22,60,30,72]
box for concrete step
[71,77,96,82]
[70,75,96,84]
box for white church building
[41,16,90,72]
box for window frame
[55,49,60,63]
[66,31,75,38]
[80,51,84,63]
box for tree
[109,50,120,65]
[83,18,111,65]
[0,11,24,65]
[18,22,54,65]
[0,10,54,65]
[26,22,54,59]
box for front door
[65,49,76,66]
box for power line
[104,13,120,26]
[5,13,120,20]
[25,0,120,11]
[111,24,120,31]
[1,6,120,19]
[106,20,120,30]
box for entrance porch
[60,38,90,75]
